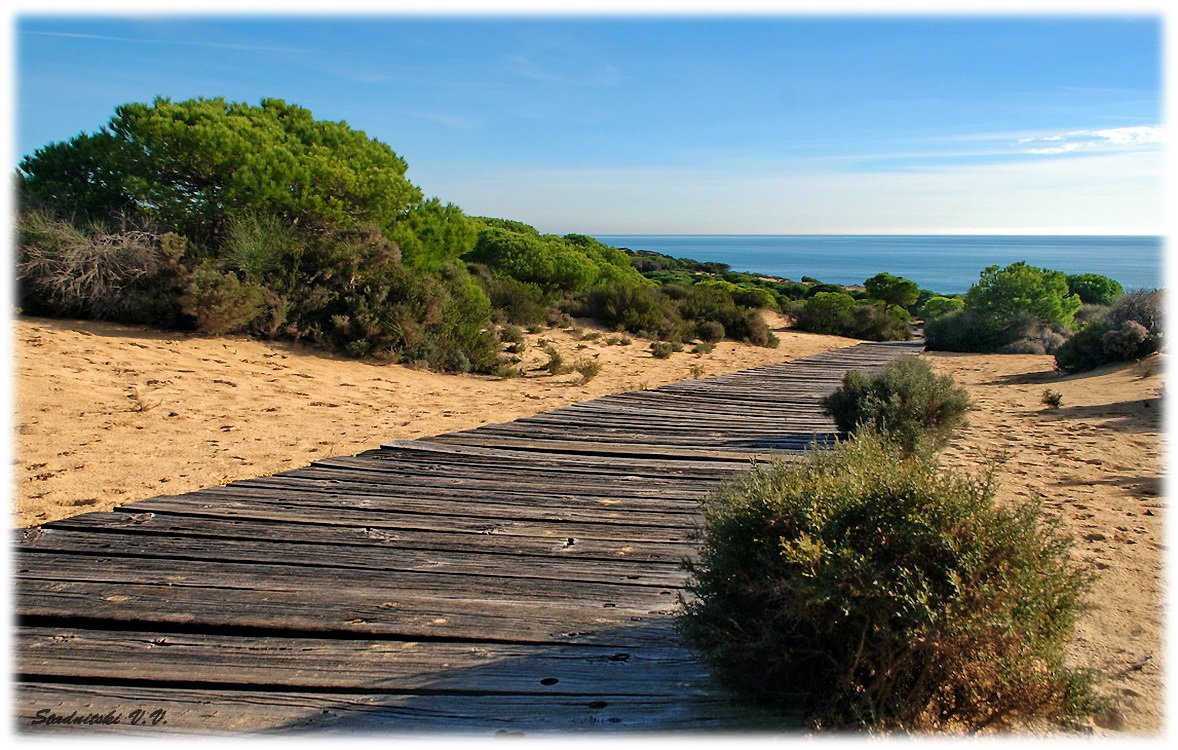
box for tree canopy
[964,262,1081,331]
[1066,273,1125,306]
[864,272,919,313]
[465,219,646,293]
[19,97,422,246]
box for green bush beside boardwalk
[821,356,971,454]
[680,434,1104,732]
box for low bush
[499,324,525,345]
[796,291,856,334]
[471,266,550,326]
[918,295,965,321]
[1073,303,1112,328]
[583,281,680,340]
[997,323,1067,355]
[1108,289,1163,337]
[1054,291,1163,372]
[573,358,601,384]
[1066,273,1124,306]
[179,262,267,335]
[697,319,726,342]
[924,310,1009,353]
[539,344,569,375]
[821,355,971,453]
[16,211,186,326]
[680,434,1104,732]
[650,341,675,359]
[851,303,912,341]
[1101,320,1149,359]
[1052,319,1113,372]
[796,293,912,341]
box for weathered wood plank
[111,500,699,544]
[44,512,697,564]
[122,485,708,530]
[376,438,760,473]
[15,682,787,734]
[18,529,687,588]
[17,625,705,693]
[17,578,680,645]
[422,434,779,461]
[282,463,728,498]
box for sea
[592,235,1165,296]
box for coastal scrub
[679,434,1104,732]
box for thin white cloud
[21,29,302,54]
[1015,125,1164,155]
[505,52,620,87]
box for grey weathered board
[13,341,921,734]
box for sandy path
[923,351,1164,735]
[11,313,856,528]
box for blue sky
[12,13,1165,234]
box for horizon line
[583,231,1164,238]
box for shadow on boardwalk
[265,621,800,735]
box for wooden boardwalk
[14,340,921,734]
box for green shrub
[1042,389,1063,408]
[742,311,777,347]
[573,357,601,384]
[797,291,857,334]
[731,286,777,309]
[499,324,525,345]
[918,296,965,321]
[964,262,1081,332]
[1074,303,1112,328]
[804,283,847,298]
[680,434,1103,731]
[692,341,716,355]
[650,341,675,359]
[775,280,810,300]
[1066,273,1124,306]
[924,310,1008,353]
[1052,319,1113,372]
[697,320,726,342]
[864,272,919,313]
[851,303,913,341]
[583,281,681,340]
[539,344,569,375]
[795,293,911,341]
[180,263,267,335]
[223,213,301,283]
[473,267,550,325]
[821,355,971,453]
[1054,291,1163,372]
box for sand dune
[924,351,1164,734]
